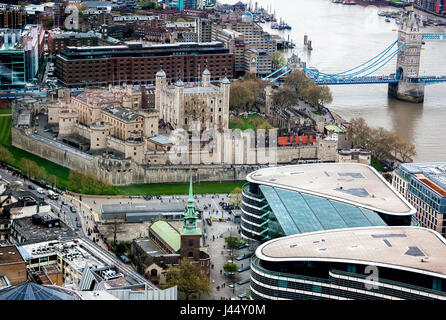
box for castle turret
[202,68,211,86]
[155,68,166,120]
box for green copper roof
[150,220,180,252]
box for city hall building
[241,163,417,243]
[251,226,446,300]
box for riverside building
[392,162,446,237]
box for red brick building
[55,41,234,87]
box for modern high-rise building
[251,226,446,300]
[241,163,417,243]
[0,24,43,89]
[392,162,446,237]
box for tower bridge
[266,11,446,103]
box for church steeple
[181,172,201,235]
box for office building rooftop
[247,163,415,216]
[257,226,446,278]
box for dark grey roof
[102,203,184,214]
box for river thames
[226,0,446,162]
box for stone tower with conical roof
[180,172,203,261]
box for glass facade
[0,49,25,89]
[241,182,390,242]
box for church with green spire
[146,172,210,278]
[179,172,208,268]
[181,172,202,236]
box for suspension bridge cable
[304,40,398,78]
[304,42,405,81]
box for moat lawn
[115,181,245,196]
[0,108,12,115]
[0,116,71,188]
[1,116,247,195]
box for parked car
[70,206,77,213]
[36,188,45,194]
[28,184,36,190]
[61,200,67,205]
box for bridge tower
[388,11,425,103]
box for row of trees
[272,70,333,110]
[0,145,115,194]
[346,117,416,163]
[67,169,115,195]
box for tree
[272,86,299,109]
[284,70,312,94]
[0,145,14,164]
[228,187,242,208]
[346,117,416,164]
[272,51,286,70]
[106,220,124,245]
[394,138,416,163]
[166,258,211,300]
[48,174,57,187]
[223,262,238,273]
[68,170,84,193]
[346,118,372,150]
[225,236,242,260]
[301,83,333,108]
[18,159,46,180]
[230,78,265,112]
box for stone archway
[396,67,404,80]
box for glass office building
[251,226,446,300]
[0,49,25,89]
[241,163,417,243]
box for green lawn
[0,116,71,188]
[0,116,247,195]
[0,117,251,195]
[229,114,272,131]
[115,181,245,196]
[0,108,11,114]
[0,117,12,145]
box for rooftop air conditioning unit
[421,257,430,262]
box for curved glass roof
[259,185,386,236]
[247,163,415,215]
[0,282,80,300]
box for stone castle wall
[12,128,337,186]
